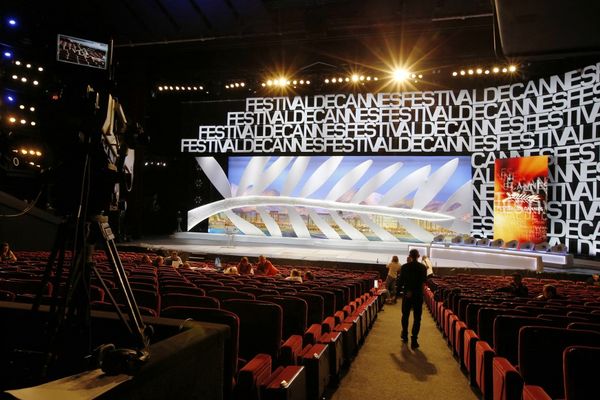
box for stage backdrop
[197,155,472,243]
[493,156,549,244]
[181,62,600,256]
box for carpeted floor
[330,300,478,400]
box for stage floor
[120,233,600,275]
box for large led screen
[493,156,549,244]
[202,155,472,243]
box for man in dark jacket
[398,248,428,349]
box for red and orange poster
[493,156,548,244]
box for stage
[120,232,595,275]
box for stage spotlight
[306,80,310,84]
[467,69,474,75]
[12,75,18,79]
[21,119,27,125]
[38,67,43,72]
[324,79,329,83]
[392,68,410,82]
[331,78,336,83]
[508,65,517,72]
[7,96,14,102]
[193,86,198,90]
[26,64,31,68]
[234,83,239,87]
[490,238,504,248]
[351,74,359,82]
[187,86,191,90]
[359,75,364,81]
[502,67,508,73]
[492,67,500,73]
[30,121,36,126]
[484,70,490,74]
[175,86,180,90]
[344,77,349,82]
[411,73,416,79]
[21,77,27,82]
[261,83,266,87]
[418,74,423,79]
[373,77,378,81]
[3,51,12,58]
[8,18,17,27]
[451,235,463,244]
[33,80,39,86]
[29,106,34,111]
[463,236,476,245]
[292,80,298,85]
[9,117,16,123]
[225,85,229,89]
[28,149,34,154]
[366,76,371,81]
[452,72,458,76]
[19,105,25,109]
[169,86,173,90]
[199,86,204,90]
[240,82,245,87]
[158,86,163,91]
[505,240,519,249]
[476,68,483,74]
[460,70,465,76]
[476,238,491,246]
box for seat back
[519,327,600,399]
[567,322,600,333]
[563,345,600,400]
[477,307,527,344]
[222,299,283,362]
[259,295,308,339]
[161,294,220,310]
[295,292,325,326]
[493,316,561,365]
[208,290,256,302]
[305,289,335,317]
[567,311,600,323]
[160,285,205,296]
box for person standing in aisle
[398,248,428,349]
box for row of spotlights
[14,61,44,72]
[11,74,39,85]
[262,78,311,87]
[452,65,517,77]
[144,161,167,167]
[18,105,35,112]
[7,116,36,126]
[13,148,42,156]
[325,75,380,84]
[225,82,246,89]
[157,85,204,91]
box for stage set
[159,64,600,276]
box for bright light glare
[392,69,410,82]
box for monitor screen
[57,34,109,70]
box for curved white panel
[359,215,398,241]
[224,210,265,236]
[251,157,294,195]
[282,156,310,196]
[256,206,282,236]
[237,157,269,196]
[187,195,454,230]
[196,157,232,198]
[308,210,341,239]
[329,211,368,240]
[351,162,403,203]
[412,158,459,210]
[379,165,431,206]
[325,160,373,201]
[299,156,344,198]
[287,207,311,238]
[441,180,473,217]
[398,219,435,243]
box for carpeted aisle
[330,300,478,400]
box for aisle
[331,301,478,400]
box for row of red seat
[1,250,384,400]
[425,274,600,400]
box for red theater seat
[161,294,220,310]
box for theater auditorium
[1,1,599,399]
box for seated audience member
[238,256,253,275]
[421,255,434,277]
[255,255,279,276]
[1,242,17,262]
[153,256,165,267]
[586,274,600,286]
[536,284,562,300]
[164,251,183,268]
[223,266,239,275]
[139,254,153,265]
[304,271,315,281]
[285,269,303,283]
[496,273,529,297]
[181,261,192,269]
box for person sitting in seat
[255,255,279,276]
[304,271,315,281]
[238,256,254,275]
[496,273,529,297]
[1,242,17,262]
[164,251,182,268]
[153,256,165,267]
[536,284,562,300]
[586,274,600,286]
[223,265,239,275]
[285,269,303,283]
[139,254,153,265]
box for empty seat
[563,345,600,400]
[258,295,308,339]
[160,286,205,296]
[161,294,219,310]
[208,290,256,302]
[567,322,600,332]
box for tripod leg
[32,221,68,312]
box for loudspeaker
[550,243,568,254]
[491,238,504,248]
[519,241,534,251]
[463,236,476,245]
[432,234,445,243]
[476,238,491,247]
[534,241,550,252]
[451,235,463,244]
[505,240,519,249]
[494,0,600,59]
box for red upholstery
[522,385,552,400]
[475,340,495,400]
[492,357,523,400]
[161,294,220,310]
